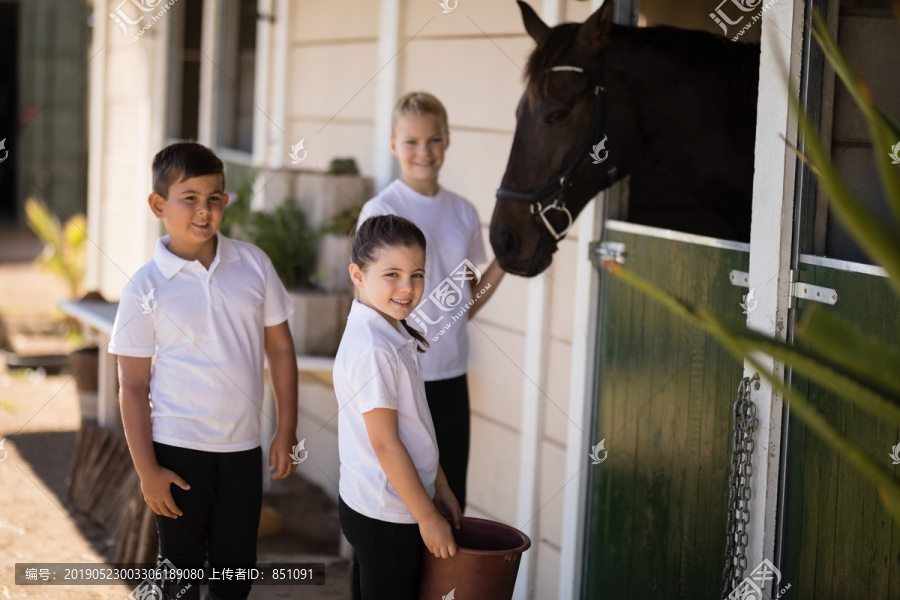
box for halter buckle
[531,200,574,241]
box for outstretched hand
[140,465,190,518]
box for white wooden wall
[87,1,601,597]
[86,0,167,299]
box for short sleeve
[108,286,156,357]
[347,348,401,414]
[357,198,387,231]
[262,258,295,327]
[467,205,487,266]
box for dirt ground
[0,228,351,599]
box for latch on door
[590,241,626,270]
[728,270,838,306]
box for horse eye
[545,110,569,124]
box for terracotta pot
[419,517,531,600]
[315,234,353,293]
[69,347,99,421]
[287,289,352,356]
[69,347,99,392]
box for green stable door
[781,258,900,598]
[584,222,750,599]
[583,227,900,598]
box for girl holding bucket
[335,214,462,599]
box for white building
[84,0,900,598]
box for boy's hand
[139,465,190,518]
[269,429,299,479]
[433,480,462,530]
[419,512,458,559]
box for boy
[357,92,505,512]
[109,142,298,600]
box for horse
[490,1,760,277]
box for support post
[512,8,561,600]
[198,0,221,148]
[743,1,804,596]
[371,0,401,193]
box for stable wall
[86,2,597,598]
[282,3,593,598]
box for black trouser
[152,442,262,600]
[424,373,470,511]
[340,497,423,600]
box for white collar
[152,232,239,279]
[347,300,418,351]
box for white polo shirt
[358,179,487,382]
[108,233,294,453]
[335,300,439,524]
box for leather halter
[495,65,610,241]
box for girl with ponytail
[334,214,461,600]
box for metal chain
[722,374,759,598]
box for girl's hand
[139,465,190,518]
[419,512,458,559]
[433,481,462,530]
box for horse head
[491,1,639,277]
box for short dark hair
[352,214,429,352]
[151,142,225,197]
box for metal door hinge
[729,270,749,287]
[729,270,838,306]
[590,241,626,270]
[790,269,838,307]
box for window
[216,0,257,154]
[166,0,203,141]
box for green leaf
[793,110,900,298]
[796,305,900,397]
[727,333,900,428]
[611,265,900,427]
[811,11,900,225]
[64,214,87,248]
[24,198,60,246]
[741,352,900,523]
[23,198,86,298]
[246,202,320,289]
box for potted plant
[23,197,99,420]
[222,159,371,355]
[227,195,348,356]
[294,158,373,231]
[315,204,360,294]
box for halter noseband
[495,65,611,241]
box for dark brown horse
[491,1,760,277]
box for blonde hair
[391,92,449,137]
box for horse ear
[577,0,615,50]
[518,1,551,45]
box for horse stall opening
[487,1,762,596]
[573,0,760,596]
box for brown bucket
[419,517,531,600]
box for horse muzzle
[489,219,557,277]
